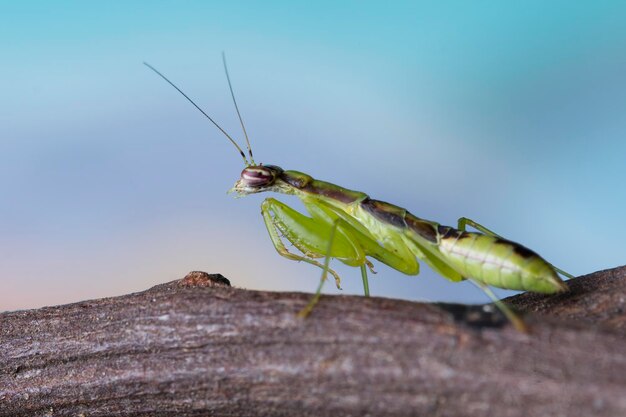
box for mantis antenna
[222,52,255,165]
[143,61,250,166]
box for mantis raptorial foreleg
[261,197,421,316]
[261,199,345,288]
[457,217,574,279]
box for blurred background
[1,1,625,311]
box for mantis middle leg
[298,218,372,318]
[296,199,421,316]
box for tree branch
[1,266,625,417]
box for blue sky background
[1,1,625,311]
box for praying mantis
[145,56,573,331]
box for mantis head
[230,165,284,196]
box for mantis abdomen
[435,227,566,293]
[355,198,567,294]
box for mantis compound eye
[240,165,280,187]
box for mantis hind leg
[458,216,571,332]
[457,217,574,279]
[468,279,528,333]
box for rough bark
[1,266,625,417]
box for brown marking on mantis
[405,213,438,243]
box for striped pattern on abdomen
[436,226,566,293]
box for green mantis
[145,57,573,331]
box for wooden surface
[1,266,625,417]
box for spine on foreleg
[436,226,567,293]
